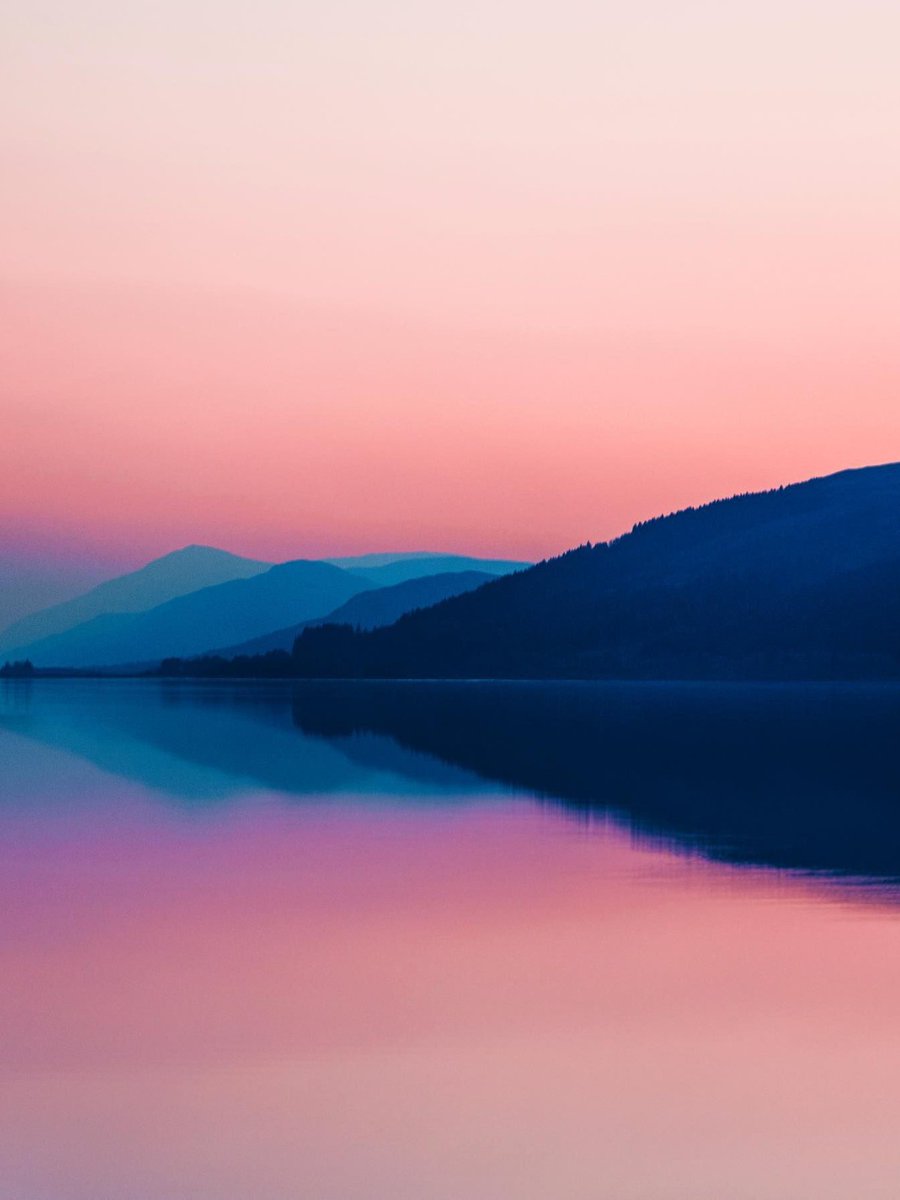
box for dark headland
[151,462,900,682]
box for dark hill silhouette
[290,463,900,680]
[0,545,271,656]
[211,570,494,658]
[16,560,371,668]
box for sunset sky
[4,0,900,584]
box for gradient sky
[4,0,900,574]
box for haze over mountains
[2,550,526,669]
[214,570,495,659]
[0,546,271,656]
[332,555,529,588]
[10,463,900,679]
[0,550,112,632]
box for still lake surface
[4,678,900,1199]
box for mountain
[325,552,449,570]
[344,555,530,587]
[211,570,495,658]
[288,463,900,680]
[326,553,529,581]
[0,545,271,656]
[14,559,370,668]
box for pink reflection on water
[3,785,900,1199]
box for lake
[3,678,900,1199]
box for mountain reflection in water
[5,678,900,884]
[6,678,900,1200]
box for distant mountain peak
[149,544,253,564]
[0,545,273,657]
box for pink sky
[4,0,900,569]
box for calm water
[4,679,900,1199]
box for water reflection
[292,679,900,883]
[5,680,900,1200]
[5,677,900,883]
[0,679,497,804]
